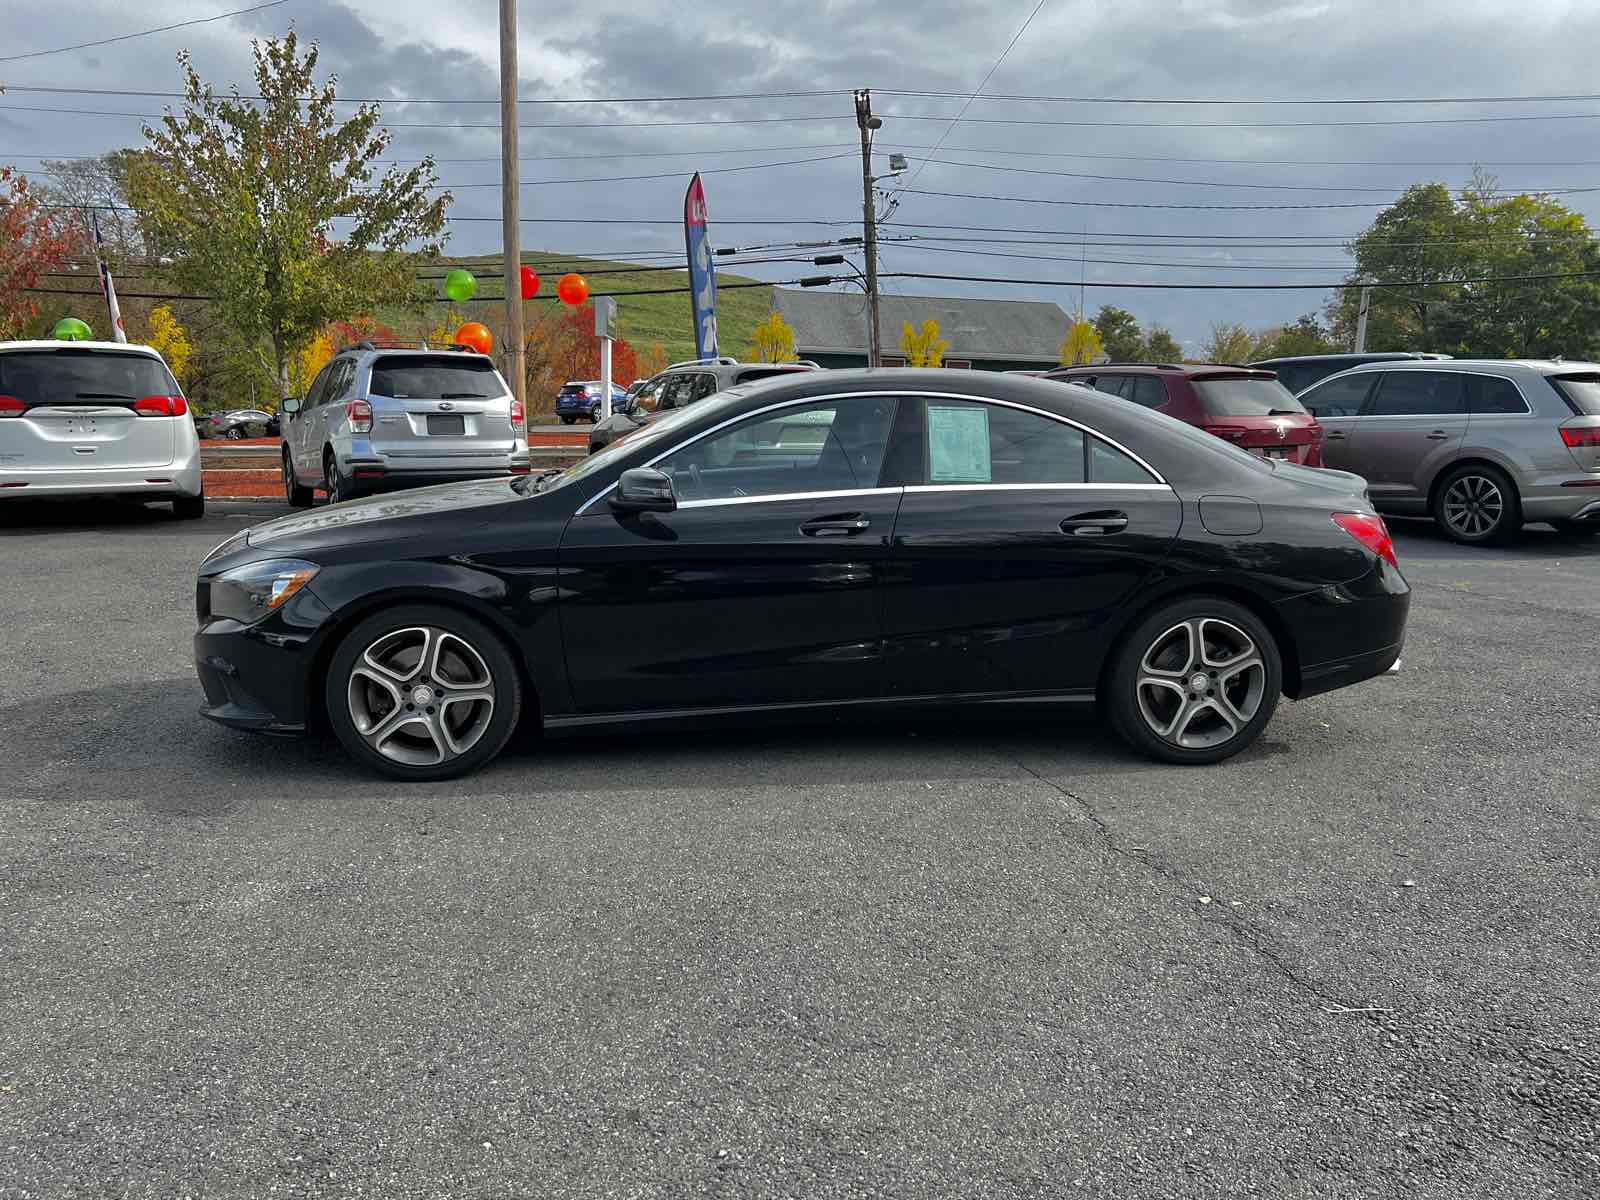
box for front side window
[657,396,898,502]
[658,375,697,411]
[689,373,720,402]
[1301,373,1375,418]
[1370,371,1465,417]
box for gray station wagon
[280,343,530,506]
[1298,359,1600,543]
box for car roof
[0,340,163,357]
[1322,358,1599,376]
[1250,352,1450,365]
[1049,362,1267,378]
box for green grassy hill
[385,251,776,366]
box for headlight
[209,559,320,625]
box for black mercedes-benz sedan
[193,369,1408,780]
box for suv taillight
[510,398,525,431]
[133,394,188,416]
[0,395,24,418]
[346,398,373,434]
[1203,424,1248,442]
[1332,511,1398,569]
[1559,425,1600,448]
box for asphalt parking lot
[2,500,1597,1199]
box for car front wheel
[1105,597,1281,765]
[284,450,314,508]
[1434,463,1520,545]
[325,605,523,780]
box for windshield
[0,350,176,407]
[531,394,734,494]
[369,356,505,399]
[1551,373,1600,415]
[1192,376,1307,417]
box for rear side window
[1550,374,1600,415]
[1371,371,1465,417]
[0,350,176,408]
[1128,376,1168,409]
[1192,376,1306,417]
[927,400,1086,484]
[1089,439,1156,483]
[1467,376,1530,415]
[1092,376,1130,398]
[1301,372,1375,418]
[369,356,504,399]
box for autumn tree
[900,318,948,367]
[523,302,638,411]
[750,311,797,362]
[123,33,448,400]
[139,305,195,385]
[0,167,87,339]
[1202,322,1254,364]
[1093,305,1144,361]
[636,341,669,379]
[1059,319,1103,365]
[1143,326,1183,362]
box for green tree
[1248,313,1335,361]
[900,318,948,367]
[1202,322,1254,364]
[1059,319,1103,365]
[1092,304,1144,361]
[1143,326,1182,362]
[123,33,448,399]
[750,311,797,362]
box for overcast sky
[4,0,1599,349]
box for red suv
[1043,363,1324,466]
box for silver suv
[1299,359,1600,543]
[587,357,820,454]
[280,343,529,506]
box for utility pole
[499,0,525,412]
[1353,283,1373,353]
[854,89,883,368]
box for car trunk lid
[1191,372,1321,464]
[0,349,179,471]
[365,354,515,459]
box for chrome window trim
[907,482,1172,494]
[574,389,1169,515]
[675,486,904,511]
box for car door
[880,395,1183,699]
[557,393,904,713]
[289,364,331,475]
[1298,371,1378,473]
[1351,370,1468,504]
[313,359,355,473]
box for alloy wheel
[1441,473,1505,540]
[1134,618,1266,750]
[346,625,498,767]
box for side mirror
[281,397,302,416]
[610,467,677,514]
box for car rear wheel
[325,605,523,781]
[173,494,205,520]
[225,426,243,440]
[1434,464,1520,545]
[561,416,576,425]
[283,450,314,508]
[1105,597,1281,765]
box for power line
[881,110,1600,129]
[873,268,1600,291]
[0,0,288,63]
[902,187,1393,211]
[0,85,851,105]
[879,242,1354,270]
[881,88,1600,107]
[22,278,806,303]
[0,104,848,130]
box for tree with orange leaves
[1,167,86,339]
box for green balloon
[444,268,477,303]
[53,317,93,341]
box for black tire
[1433,463,1521,545]
[324,450,360,505]
[173,494,205,520]
[1104,595,1282,765]
[588,442,603,456]
[283,450,314,508]
[225,426,244,440]
[324,604,523,781]
[561,416,576,425]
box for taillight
[1559,425,1600,449]
[1203,424,1247,442]
[1306,422,1324,440]
[0,395,24,418]
[133,394,188,416]
[1332,511,1398,569]
[346,398,373,434]
[510,398,525,431]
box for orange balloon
[556,272,589,306]
[455,322,493,355]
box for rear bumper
[0,447,203,499]
[1521,487,1600,523]
[1276,559,1410,700]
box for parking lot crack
[1009,758,1363,1018]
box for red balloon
[519,266,540,300]
[455,322,493,355]
[556,272,589,306]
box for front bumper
[193,585,332,735]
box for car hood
[246,477,522,549]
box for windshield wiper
[440,392,487,399]
[511,468,565,496]
[74,391,137,399]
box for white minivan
[0,340,204,517]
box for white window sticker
[928,404,991,482]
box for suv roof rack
[666,355,739,370]
[350,339,475,353]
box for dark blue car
[555,380,628,424]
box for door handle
[1425,430,1450,440]
[801,513,871,538]
[1325,431,1347,440]
[1060,510,1129,537]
